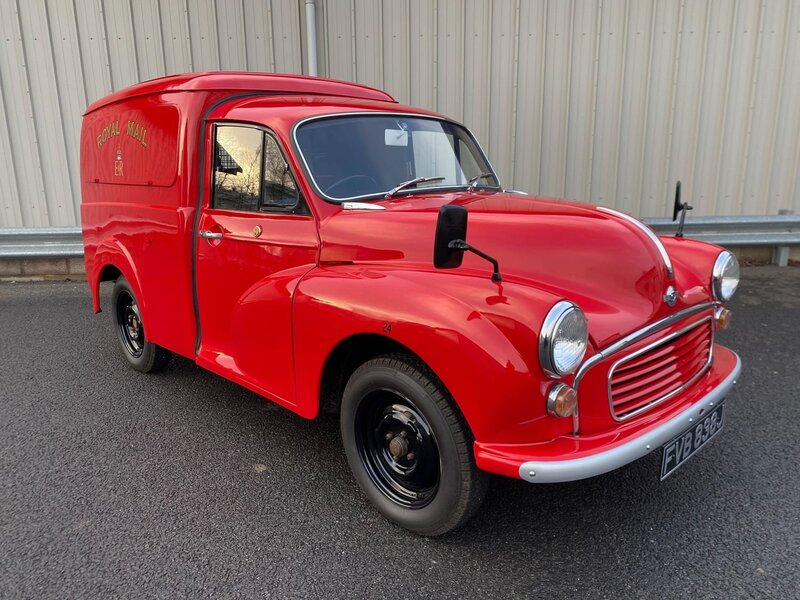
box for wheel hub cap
[388,433,410,459]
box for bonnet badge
[663,285,678,306]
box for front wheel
[112,277,171,373]
[340,354,488,536]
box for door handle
[199,230,223,239]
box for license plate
[660,403,725,480]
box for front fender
[660,236,725,300]
[293,266,574,443]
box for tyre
[340,353,489,536]
[111,276,171,373]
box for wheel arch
[319,333,438,414]
[88,241,145,318]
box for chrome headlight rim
[712,250,739,301]
[539,300,588,378]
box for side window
[214,125,263,211]
[262,133,300,210]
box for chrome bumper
[518,353,741,483]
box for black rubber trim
[191,92,277,355]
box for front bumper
[474,347,741,483]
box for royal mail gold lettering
[96,121,121,148]
[126,120,148,148]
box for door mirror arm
[448,240,502,282]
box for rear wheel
[112,277,171,373]
[340,353,488,536]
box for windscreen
[294,115,498,201]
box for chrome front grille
[609,317,713,420]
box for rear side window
[213,125,302,213]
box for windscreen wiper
[467,172,495,192]
[384,176,445,199]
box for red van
[81,72,741,535]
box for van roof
[84,71,396,115]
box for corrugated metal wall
[0,0,306,228]
[1,0,799,228]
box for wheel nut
[385,432,393,441]
[400,430,407,438]
[406,452,415,461]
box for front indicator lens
[715,307,732,330]
[547,383,578,418]
[712,251,740,301]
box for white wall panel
[270,0,303,72]
[381,0,407,102]
[563,0,600,203]
[159,0,193,74]
[487,0,518,185]
[319,0,800,218]
[131,0,168,81]
[462,0,491,147]
[1,0,50,227]
[513,0,547,195]
[243,0,273,72]
[353,0,383,89]
[435,0,465,120]
[408,0,434,108]
[1,0,798,227]
[540,0,573,199]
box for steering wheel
[326,174,379,196]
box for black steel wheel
[341,353,488,536]
[355,390,441,509]
[116,289,144,358]
[111,276,171,373]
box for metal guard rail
[0,214,798,258]
[0,227,83,257]
[643,214,800,246]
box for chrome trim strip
[290,111,501,203]
[573,302,715,389]
[341,202,386,211]
[597,207,674,279]
[518,353,740,483]
[608,317,714,421]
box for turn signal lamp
[715,307,732,330]
[547,383,578,418]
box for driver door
[195,123,319,407]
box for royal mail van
[81,72,741,535]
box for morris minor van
[81,72,741,535]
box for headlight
[712,251,739,301]
[539,301,588,377]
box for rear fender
[89,240,146,321]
